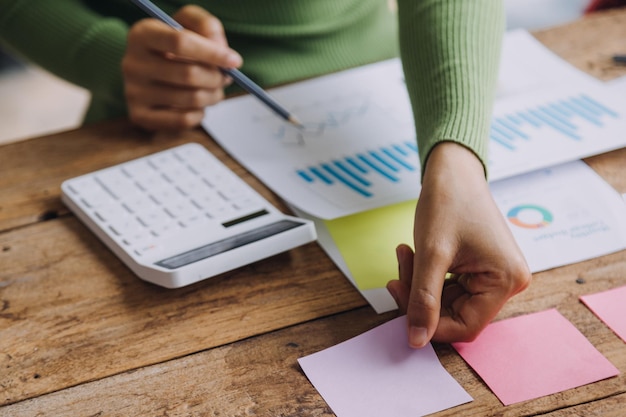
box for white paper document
[203,30,626,219]
[492,161,626,273]
[607,75,626,91]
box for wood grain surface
[1,7,626,416]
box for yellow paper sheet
[324,199,417,290]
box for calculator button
[162,199,198,220]
[158,164,188,182]
[218,185,248,201]
[108,216,144,237]
[183,214,210,227]
[176,178,208,196]
[134,172,168,192]
[148,153,177,168]
[124,230,154,246]
[151,187,185,204]
[150,221,182,237]
[67,177,100,197]
[232,197,263,211]
[96,170,135,199]
[122,160,156,179]
[94,204,131,223]
[123,195,155,214]
[80,193,115,209]
[192,190,221,208]
[68,179,115,208]
[137,208,171,227]
[207,204,235,220]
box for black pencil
[613,55,626,65]
[129,0,303,127]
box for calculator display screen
[155,219,306,269]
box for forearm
[397,0,504,177]
[0,0,128,109]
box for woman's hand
[122,5,242,130]
[387,142,531,347]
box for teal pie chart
[507,205,553,229]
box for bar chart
[490,94,619,151]
[206,56,626,219]
[488,87,623,180]
[296,141,419,198]
[290,87,622,206]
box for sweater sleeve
[397,0,504,177]
[0,0,130,120]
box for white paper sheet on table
[203,30,626,220]
[607,75,626,91]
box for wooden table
[2,9,626,416]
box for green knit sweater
[0,0,503,172]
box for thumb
[406,252,449,348]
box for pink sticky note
[298,316,472,417]
[581,285,626,343]
[452,309,619,405]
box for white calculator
[61,143,316,288]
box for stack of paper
[203,30,626,313]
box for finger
[174,5,228,46]
[440,277,466,315]
[129,106,205,131]
[124,56,226,89]
[386,244,414,312]
[396,244,414,286]
[127,19,242,68]
[406,251,450,348]
[435,272,511,343]
[434,292,502,343]
[125,82,224,110]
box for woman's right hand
[387,142,531,347]
[122,5,242,131]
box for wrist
[423,142,485,183]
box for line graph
[252,92,415,148]
[271,96,372,146]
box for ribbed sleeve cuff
[397,0,504,178]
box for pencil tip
[289,115,304,129]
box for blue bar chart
[487,88,623,181]
[296,141,419,198]
[292,88,623,206]
[490,94,619,152]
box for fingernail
[387,284,398,303]
[409,326,428,348]
[226,52,242,67]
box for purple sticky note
[452,309,619,405]
[298,316,472,417]
[581,285,626,343]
